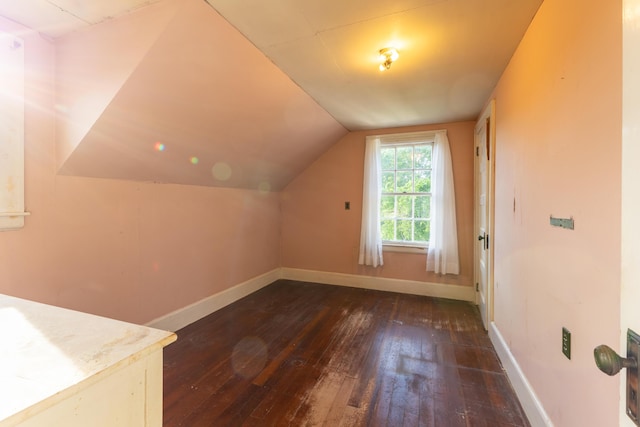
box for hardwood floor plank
[163,280,530,426]
[252,306,331,387]
[322,375,357,426]
[346,294,398,409]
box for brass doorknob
[594,344,637,376]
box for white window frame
[378,130,439,251]
[0,32,28,231]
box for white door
[474,101,495,330]
[621,1,640,424]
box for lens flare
[211,162,232,181]
[190,156,199,165]
[258,181,271,194]
[154,142,166,152]
[231,336,268,379]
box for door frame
[474,100,496,327]
[621,1,640,424]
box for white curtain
[358,136,384,267]
[427,131,460,274]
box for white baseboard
[147,267,474,332]
[280,267,475,301]
[146,268,281,332]
[489,322,553,426]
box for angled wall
[55,0,179,171]
[56,0,346,191]
[489,0,622,425]
[0,15,281,325]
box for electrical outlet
[562,327,571,359]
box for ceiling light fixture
[378,47,399,71]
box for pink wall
[55,0,347,192]
[3,8,624,425]
[491,0,621,425]
[0,17,281,325]
[281,122,475,287]
[55,0,179,170]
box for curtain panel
[358,136,384,267]
[426,130,460,274]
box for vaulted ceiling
[0,0,542,190]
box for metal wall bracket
[550,216,574,230]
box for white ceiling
[0,0,164,38]
[204,0,543,130]
[0,0,542,131]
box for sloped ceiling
[0,0,542,190]
[54,0,346,191]
[0,0,165,38]
[206,0,543,130]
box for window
[0,32,27,231]
[359,129,459,274]
[380,142,432,246]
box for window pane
[396,171,412,192]
[415,196,430,219]
[397,220,412,241]
[381,147,395,170]
[382,171,395,192]
[396,147,413,169]
[380,195,395,218]
[415,220,430,242]
[397,195,412,218]
[377,141,433,245]
[415,170,431,192]
[415,145,432,169]
[381,220,395,241]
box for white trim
[0,32,26,231]
[474,99,496,324]
[281,267,474,301]
[489,322,553,427]
[144,267,474,332]
[0,212,30,217]
[375,129,443,144]
[145,268,281,332]
[382,244,427,254]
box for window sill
[383,244,427,254]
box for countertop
[0,294,176,424]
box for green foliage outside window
[380,143,432,245]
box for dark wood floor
[163,280,530,426]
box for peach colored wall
[55,0,176,169]
[281,122,475,287]
[0,18,280,325]
[55,0,347,192]
[55,0,180,171]
[490,0,621,425]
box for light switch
[562,327,571,359]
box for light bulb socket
[378,47,398,71]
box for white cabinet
[0,295,176,426]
